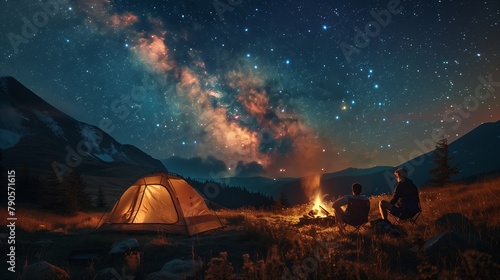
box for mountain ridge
[0,76,167,199]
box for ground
[2,177,500,279]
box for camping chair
[341,198,370,234]
[392,197,422,227]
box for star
[1,0,498,177]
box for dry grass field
[2,177,499,279]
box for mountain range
[0,77,167,199]
[1,76,499,206]
[196,122,500,205]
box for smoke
[301,173,322,201]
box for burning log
[319,205,331,216]
[298,215,336,226]
[308,209,319,218]
[299,205,336,226]
[298,179,336,226]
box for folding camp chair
[341,198,370,234]
[392,197,422,227]
[393,208,421,226]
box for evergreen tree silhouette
[39,168,92,214]
[97,185,107,208]
[428,137,459,187]
[39,169,66,213]
[16,169,41,203]
[66,168,92,211]
[274,192,290,211]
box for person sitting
[332,183,370,231]
[379,168,420,221]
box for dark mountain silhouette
[275,121,500,205]
[2,77,498,208]
[269,168,396,205]
[392,121,500,188]
[0,77,167,199]
[203,122,500,206]
[187,178,274,210]
[0,77,276,210]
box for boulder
[145,259,202,280]
[22,261,69,280]
[110,238,140,254]
[411,230,490,267]
[435,213,474,231]
[95,267,135,280]
[370,219,405,237]
[109,238,141,275]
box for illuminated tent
[98,172,222,235]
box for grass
[2,177,499,279]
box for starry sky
[1,0,499,177]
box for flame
[302,174,330,218]
[310,192,329,218]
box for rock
[22,261,69,280]
[370,219,405,237]
[110,238,140,254]
[435,213,474,231]
[411,230,490,266]
[33,239,53,247]
[145,259,202,280]
[95,267,135,280]
[109,238,142,276]
[145,271,172,280]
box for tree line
[187,178,280,210]
[5,166,96,215]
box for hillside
[401,121,500,187]
[199,121,500,205]
[0,77,167,199]
[3,176,499,279]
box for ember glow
[302,174,331,218]
[310,193,330,218]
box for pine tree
[279,192,290,208]
[66,169,92,211]
[61,177,80,215]
[97,185,107,208]
[16,169,41,203]
[274,192,290,212]
[39,168,91,215]
[39,169,66,213]
[428,137,459,187]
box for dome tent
[98,172,222,235]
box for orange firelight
[310,192,330,218]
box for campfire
[299,175,335,226]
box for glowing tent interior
[97,172,223,235]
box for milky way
[1,0,499,177]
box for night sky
[1,0,499,177]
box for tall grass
[210,177,500,279]
[0,207,104,234]
[4,177,499,279]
